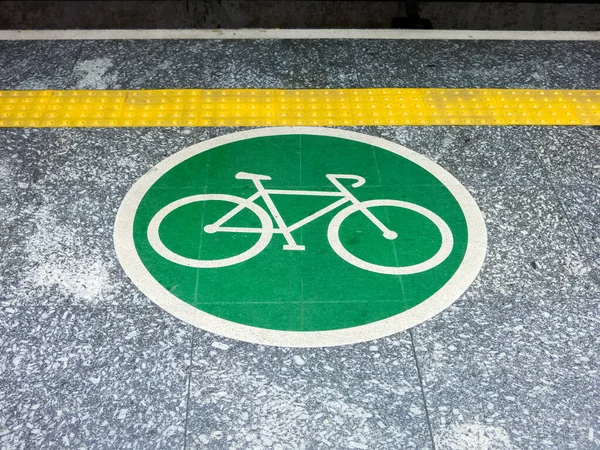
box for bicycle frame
[204,172,397,250]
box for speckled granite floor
[0,38,599,449]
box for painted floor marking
[1,88,598,128]
[1,29,599,41]
[147,173,454,274]
[114,127,487,347]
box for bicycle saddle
[235,172,272,181]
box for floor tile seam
[149,183,553,190]
[192,184,209,306]
[183,328,195,450]
[193,299,427,305]
[350,41,370,91]
[549,181,600,189]
[299,137,305,330]
[0,303,161,311]
[346,41,362,89]
[528,136,600,289]
[0,164,37,262]
[450,293,600,318]
[3,292,600,308]
[552,190,600,289]
[60,41,87,91]
[5,291,600,311]
[178,293,600,317]
[409,328,437,450]
[468,281,600,300]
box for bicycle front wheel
[147,194,273,269]
[327,199,453,275]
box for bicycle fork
[326,175,398,241]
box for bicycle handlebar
[325,174,366,188]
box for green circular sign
[114,128,486,347]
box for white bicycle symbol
[147,172,454,275]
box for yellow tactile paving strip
[0,88,598,127]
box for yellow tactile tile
[0,88,598,127]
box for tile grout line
[183,327,196,450]
[549,188,600,287]
[141,181,600,189]
[61,40,87,90]
[192,182,210,306]
[299,134,305,329]
[185,160,209,449]
[527,130,600,288]
[0,304,162,309]
[372,146,407,299]
[349,40,363,89]
[0,152,38,265]
[35,41,86,124]
[409,328,437,450]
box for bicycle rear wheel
[147,194,273,268]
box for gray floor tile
[0,129,35,251]
[186,332,432,449]
[533,127,600,186]
[0,41,82,90]
[0,187,150,307]
[0,128,215,307]
[66,40,358,90]
[352,40,600,89]
[413,296,600,449]
[0,305,192,449]
[555,184,600,277]
[346,126,548,187]
[464,185,599,302]
[20,128,216,191]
